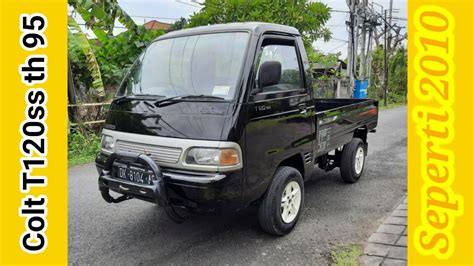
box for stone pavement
[360,196,407,265]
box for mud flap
[98,152,185,223]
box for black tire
[340,138,366,183]
[258,166,304,236]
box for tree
[387,47,407,102]
[368,46,407,103]
[68,15,105,99]
[68,0,165,101]
[69,0,139,42]
[169,17,188,31]
[92,27,164,89]
[308,51,340,72]
[187,0,331,48]
[368,46,384,100]
[68,0,142,100]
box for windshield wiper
[112,94,166,105]
[181,95,225,100]
[153,94,188,106]
[154,94,225,107]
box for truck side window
[255,40,302,93]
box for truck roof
[156,22,300,40]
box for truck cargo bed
[315,98,374,113]
[314,98,378,156]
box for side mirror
[257,61,281,91]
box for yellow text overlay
[408,0,473,264]
[0,0,67,263]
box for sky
[312,0,407,58]
[70,0,407,59]
[117,0,200,25]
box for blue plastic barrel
[354,80,368,99]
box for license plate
[112,163,154,185]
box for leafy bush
[68,129,101,166]
[92,27,165,89]
[69,26,165,102]
[368,46,407,104]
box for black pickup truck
[95,22,378,235]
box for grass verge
[378,101,406,110]
[68,129,100,167]
[330,244,363,266]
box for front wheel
[340,138,366,183]
[258,166,304,236]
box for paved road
[68,107,407,264]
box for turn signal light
[219,149,240,166]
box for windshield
[117,32,250,100]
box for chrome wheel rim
[280,181,302,223]
[354,146,365,175]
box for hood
[104,100,232,140]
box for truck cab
[95,22,378,235]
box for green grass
[330,244,363,266]
[378,101,406,110]
[68,129,101,166]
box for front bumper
[96,152,244,213]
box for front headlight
[186,148,240,166]
[101,135,115,152]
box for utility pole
[358,0,368,79]
[367,1,382,89]
[347,0,356,91]
[365,25,374,83]
[388,0,393,52]
[383,10,388,107]
[347,0,380,96]
[353,10,359,80]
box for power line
[128,15,180,20]
[377,13,406,32]
[69,11,180,21]
[328,42,347,53]
[326,24,347,27]
[174,0,201,8]
[74,22,128,29]
[391,16,407,21]
[331,37,348,43]
[330,9,350,13]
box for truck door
[244,35,314,201]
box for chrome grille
[115,140,182,164]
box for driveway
[68,106,407,264]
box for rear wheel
[340,138,366,183]
[258,166,304,236]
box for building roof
[156,22,300,40]
[312,60,347,71]
[144,20,172,30]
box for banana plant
[68,0,138,43]
[67,0,140,99]
[68,15,105,98]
